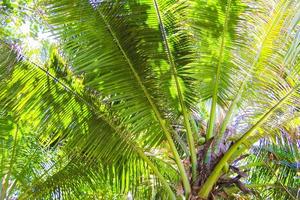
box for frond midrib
[152,0,197,182]
[207,0,232,140]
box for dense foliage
[0,0,299,199]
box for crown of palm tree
[0,0,299,199]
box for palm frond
[0,43,177,199]
[243,138,299,200]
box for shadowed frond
[0,43,177,199]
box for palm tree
[0,0,300,199]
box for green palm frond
[219,0,297,138]
[243,138,299,200]
[199,0,300,197]
[0,43,177,199]
[45,0,168,145]
[42,0,199,194]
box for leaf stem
[207,0,232,140]
[152,0,197,183]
